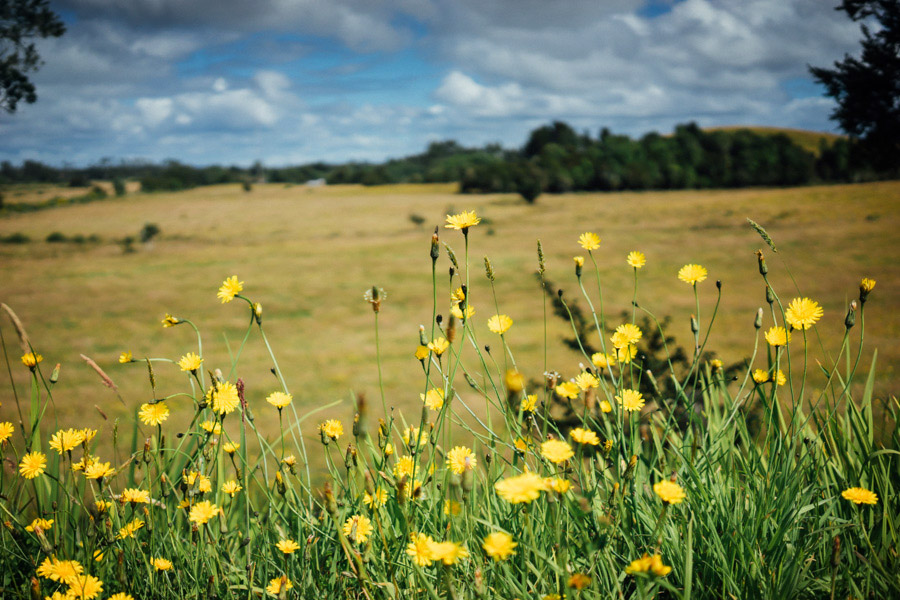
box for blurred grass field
[1,180,898,451]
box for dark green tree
[1,0,66,112]
[809,0,900,172]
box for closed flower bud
[859,278,875,304]
[845,301,856,330]
[364,471,375,496]
[756,250,768,275]
[324,482,338,517]
[143,439,152,463]
[430,228,440,262]
[765,285,775,305]
[418,325,428,346]
[755,308,763,329]
[690,314,699,334]
[253,302,263,325]
[50,363,61,384]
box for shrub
[45,231,65,242]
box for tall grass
[0,213,896,600]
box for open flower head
[430,540,469,565]
[555,381,580,399]
[320,419,343,440]
[573,372,598,390]
[117,518,145,540]
[487,314,513,334]
[765,326,791,347]
[785,297,823,330]
[842,486,878,505]
[364,488,388,509]
[446,446,477,474]
[37,557,84,582]
[616,389,645,412]
[139,401,169,426]
[276,539,300,554]
[217,275,243,303]
[483,532,517,561]
[49,428,86,453]
[578,232,601,250]
[653,480,686,504]
[66,574,104,599]
[212,381,240,415]
[19,451,47,478]
[189,500,220,525]
[84,461,115,480]
[496,471,545,503]
[627,251,646,268]
[222,480,242,497]
[444,210,480,231]
[121,488,150,504]
[541,439,574,464]
[266,391,293,409]
[520,394,538,412]
[118,351,133,364]
[178,352,203,372]
[626,553,672,577]
[427,337,450,356]
[678,264,708,285]
[0,421,13,444]
[266,576,292,597]
[152,558,173,571]
[570,427,600,446]
[421,388,444,411]
[611,323,642,348]
[21,352,42,368]
[342,515,374,544]
[406,533,437,566]
[25,517,54,532]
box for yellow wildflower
[177,352,203,372]
[217,275,243,303]
[487,314,513,334]
[444,210,480,231]
[276,539,300,554]
[678,264,707,285]
[138,401,169,426]
[19,451,47,479]
[482,532,516,560]
[653,480,686,504]
[342,515,373,544]
[785,297,823,330]
[578,232,601,250]
[842,486,878,505]
[627,251,646,268]
[541,439,574,464]
[570,427,600,446]
[616,389,644,412]
[446,446,477,474]
[495,472,544,504]
[421,388,445,410]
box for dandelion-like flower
[446,446,477,474]
[520,394,538,412]
[626,554,671,577]
[266,391,293,409]
[678,264,707,285]
[616,389,645,412]
[860,278,876,292]
[0,421,13,445]
[118,351,133,363]
[152,558,173,571]
[842,486,878,505]
[19,451,46,479]
[653,480,686,504]
[319,419,343,440]
[49,428,86,453]
[592,352,616,370]
[785,297,823,330]
[117,518,145,539]
[483,532,517,561]
[276,539,300,554]
[139,402,169,426]
[578,232,601,250]
[217,275,243,303]
[222,480,242,497]
[266,576,292,597]
[121,488,150,504]
[25,518,53,532]
[427,337,450,356]
[212,381,240,415]
[573,371,598,390]
[450,303,475,320]
[200,420,222,435]
[364,488,388,509]
[84,461,115,480]
[393,455,418,478]
[109,594,135,600]
[611,323,642,349]
[161,314,181,327]
[342,515,373,544]
[541,439,574,464]
[600,400,612,413]
[189,500,219,525]
[37,557,84,582]
[495,472,545,504]
[21,352,42,368]
[402,425,428,448]
[555,381,580,399]
[223,441,240,454]
[487,314,513,334]
[617,345,637,364]
[752,369,769,383]
[573,255,585,268]
[627,251,646,268]
[430,540,469,565]
[544,477,572,494]
[765,326,791,347]
[421,388,445,411]
[178,352,203,372]
[775,369,787,386]
[66,574,104,599]
[570,427,600,446]
[444,210,481,231]
[406,533,437,566]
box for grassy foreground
[0,200,898,599]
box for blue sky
[0,0,862,167]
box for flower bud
[690,314,699,334]
[755,308,763,329]
[418,325,428,346]
[50,363,61,384]
[845,301,856,330]
[364,471,375,496]
[574,255,584,278]
[859,278,875,305]
[756,250,768,275]
[253,302,263,325]
[430,227,440,262]
[765,285,775,306]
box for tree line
[0,121,889,202]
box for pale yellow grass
[0,181,897,454]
